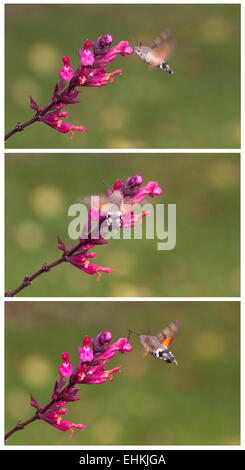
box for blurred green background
[5,301,240,445]
[5,153,240,297]
[5,3,240,149]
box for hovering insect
[128,320,180,364]
[134,30,176,74]
[83,187,132,231]
[83,182,151,232]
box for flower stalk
[5,331,132,442]
[5,174,163,296]
[5,34,133,142]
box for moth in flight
[83,186,138,232]
[134,30,176,74]
[128,320,180,364]
[82,179,161,232]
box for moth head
[134,40,144,55]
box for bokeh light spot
[207,160,239,189]
[90,417,122,444]
[31,185,64,219]
[28,42,59,74]
[223,120,240,145]
[15,221,45,251]
[193,332,226,360]
[20,355,52,388]
[106,136,144,148]
[219,435,240,445]
[110,283,153,297]
[200,16,233,43]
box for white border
[2,0,243,453]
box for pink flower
[114,40,134,56]
[113,180,122,191]
[79,336,93,362]
[81,40,95,66]
[90,337,133,366]
[92,331,113,351]
[59,56,74,81]
[82,261,113,280]
[104,34,113,46]
[103,331,113,342]
[99,175,163,230]
[105,180,124,201]
[121,210,150,228]
[74,332,132,384]
[101,337,133,361]
[40,108,86,139]
[102,40,133,65]
[133,181,163,203]
[68,247,112,281]
[81,365,121,384]
[76,67,122,88]
[117,176,163,204]
[134,174,143,186]
[40,401,85,437]
[26,330,132,440]
[73,363,88,383]
[59,352,73,378]
[19,33,134,143]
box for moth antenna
[145,325,151,335]
[102,180,112,190]
[128,329,141,342]
[133,34,139,45]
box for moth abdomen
[160,62,174,74]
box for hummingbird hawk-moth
[128,320,180,364]
[134,30,176,74]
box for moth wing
[144,325,151,336]
[98,196,109,205]
[161,336,175,348]
[149,32,176,67]
[122,193,155,213]
[108,191,123,208]
[139,334,161,354]
[155,320,180,346]
[79,195,108,205]
[141,326,154,356]
[120,195,139,214]
[151,29,172,47]
[77,195,90,204]
[80,195,111,217]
